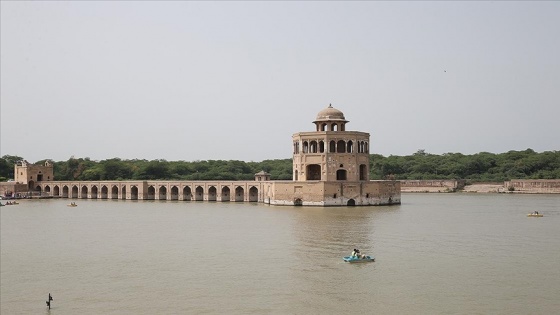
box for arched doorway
[235,186,244,202]
[249,186,258,202]
[80,186,88,199]
[101,186,108,199]
[147,186,155,200]
[208,186,217,201]
[71,186,79,198]
[221,186,230,202]
[158,186,167,200]
[130,186,138,200]
[195,186,204,201]
[111,186,119,199]
[347,199,356,206]
[183,186,192,201]
[171,186,179,200]
[91,186,98,199]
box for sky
[1,1,559,163]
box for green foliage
[2,149,558,182]
[371,149,560,181]
[0,155,23,180]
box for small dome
[314,104,347,122]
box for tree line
[1,149,559,183]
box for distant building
[263,104,400,206]
[14,160,54,190]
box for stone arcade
[13,105,401,206]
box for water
[1,194,559,314]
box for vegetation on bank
[1,149,559,183]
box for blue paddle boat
[343,255,375,263]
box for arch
[235,186,244,202]
[336,169,347,180]
[158,186,167,200]
[302,141,309,153]
[195,186,204,201]
[306,164,321,180]
[63,186,69,198]
[35,185,42,193]
[329,140,336,153]
[331,123,338,131]
[359,164,368,181]
[319,141,325,153]
[54,185,60,197]
[340,123,346,131]
[171,186,179,200]
[294,198,303,206]
[337,140,346,153]
[44,185,51,193]
[72,185,79,198]
[310,141,318,153]
[122,186,128,200]
[221,186,231,202]
[101,186,108,199]
[91,186,98,199]
[208,186,217,201]
[321,123,327,131]
[146,186,155,200]
[249,186,258,202]
[111,185,119,199]
[130,186,138,200]
[347,140,353,153]
[183,186,192,201]
[80,186,88,199]
[294,170,298,181]
[365,142,369,153]
[347,199,356,206]
[28,180,35,190]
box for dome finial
[329,103,332,108]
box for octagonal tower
[292,104,370,182]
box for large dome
[314,104,347,122]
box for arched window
[319,141,325,153]
[321,123,327,131]
[347,140,353,153]
[310,141,318,153]
[337,140,346,153]
[329,141,336,153]
[331,123,338,131]
[303,141,309,153]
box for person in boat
[351,249,359,258]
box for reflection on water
[1,194,559,314]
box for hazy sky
[1,1,559,163]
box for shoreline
[402,183,560,194]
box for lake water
[1,194,559,314]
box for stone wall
[0,183,29,198]
[400,180,466,192]
[504,179,560,193]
